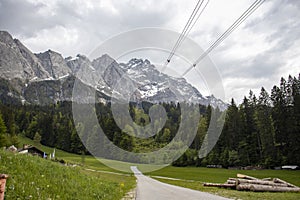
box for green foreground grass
[0,150,135,200]
[148,166,300,200]
[0,136,136,199]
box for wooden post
[0,174,8,200]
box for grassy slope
[148,166,300,200]
[18,135,118,173]
[18,136,160,173]
[1,136,136,199]
[0,150,135,200]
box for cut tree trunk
[262,178,272,181]
[237,173,258,180]
[273,178,298,188]
[228,178,237,181]
[236,184,300,192]
[204,174,300,193]
[226,180,237,185]
[203,183,236,188]
[237,179,288,187]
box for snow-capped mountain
[0,30,227,110]
[118,58,208,104]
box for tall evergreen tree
[191,116,207,150]
[0,112,8,147]
[255,87,276,166]
[222,98,240,150]
[240,94,259,164]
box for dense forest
[0,74,299,168]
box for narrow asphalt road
[131,166,231,200]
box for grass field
[18,135,119,173]
[18,135,166,173]
[0,150,135,200]
[147,166,300,200]
[0,136,136,199]
[16,136,300,199]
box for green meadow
[18,135,166,173]
[5,135,300,200]
[148,166,300,200]
[0,135,136,199]
[0,150,135,200]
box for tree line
[0,74,299,168]
[177,74,300,168]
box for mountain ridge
[0,30,227,110]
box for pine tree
[287,75,300,165]
[255,87,276,167]
[271,85,286,148]
[33,132,42,145]
[192,117,207,150]
[0,112,8,147]
[240,94,259,164]
[161,128,171,143]
[86,125,103,157]
[222,98,240,150]
[293,75,300,165]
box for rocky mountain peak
[65,54,89,61]
[0,31,14,46]
[36,49,63,59]
[35,49,71,79]
[102,58,126,88]
[76,54,89,60]
[0,30,228,109]
[13,39,50,79]
[126,58,151,69]
[65,54,90,74]
[0,31,44,82]
[92,54,117,73]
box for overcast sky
[0,0,299,103]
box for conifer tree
[0,112,7,147]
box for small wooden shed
[18,145,47,158]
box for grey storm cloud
[246,0,300,50]
[0,0,299,102]
[221,52,284,79]
[0,0,54,37]
[0,0,177,58]
[212,0,300,79]
[0,0,174,38]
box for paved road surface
[131,166,231,200]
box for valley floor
[6,136,300,200]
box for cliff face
[0,30,227,109]
[0,31,47,81]
[35,50,72,79]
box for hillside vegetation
[1,74,299,169]
[0,150,134,200]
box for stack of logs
[204,173,300,192]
